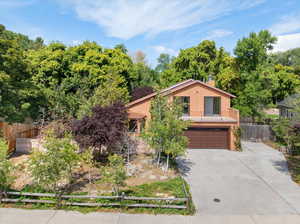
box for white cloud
[270,14,300,35]
[272,33,300,52]
[71,40,83,45]
[205,29,233,40]
[60,0,264,40]
[153,45,178,55]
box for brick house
[126,79,240,150]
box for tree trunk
[166,154,169,172]
[127,145,130,164]
[157,150,161,167]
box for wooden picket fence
[240,123,274,142]
[0,191,189,210]
[0,122,39,154]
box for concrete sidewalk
[0,208,299,224]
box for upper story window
[176,96,190,116]
[204,96,221,116]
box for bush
[0,138,15,192]
[71,103,128,156]
[233,127,242,151]
[28,132,80,193]
[101,154,127,195]
[271,118,300,153]
[40,119,72,139]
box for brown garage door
[184,127,229,149]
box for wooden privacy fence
[0,191,189,210]
[0,122,39,154]
[240,124,273,141]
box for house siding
[127,82,239,150]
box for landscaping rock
[159,176,168,180]
[126,164,139,177]
[149,175,156,180]
[140,170,152,178]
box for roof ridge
[160,79,194,93]
[126,79,235,108]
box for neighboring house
[263,108,279,116]
[277,93,300,127]
[126,79,240,150]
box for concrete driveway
[179,141,300,215]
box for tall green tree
[232,70,272,119]
[271,48,300,65]
[267,64,300,104]
[155,53,172,73]
[0,25,43,122]
[229,30,287,119]
[28,41,134,119]
[0,24,44,50]
[114,44,128,54]
[271,47,300,76]
[234,30,277,72]
[77,75,129,118]
[160,40,229,87]
[130,50,159,89]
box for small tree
[143,94,189,169]
[271,118,292,146]
[271,118,300,153]
[115,132,138,164]
[101,154,127,195]
[0,138,15,193]
[28,131,80,193]
[80,148,94,186]
[163,100,189,170]
[72,103,128,157]
[142,94,168,166]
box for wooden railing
[226,108,239,121]
[0,191,189,210]
[183,108,239,121]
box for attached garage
[184,127,229,149]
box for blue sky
[1,0,300,66]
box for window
[176,96,190,116]
[129,120,138,132]
[204,96,221,116]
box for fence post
[0,191,3,204]
[120,192,125,209]
[55,192,63,208]
[181,181,189,211]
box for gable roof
[126,79,236,108]
[277,93,300,108]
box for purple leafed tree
[71,103,128,154]
[131,86,154,101]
